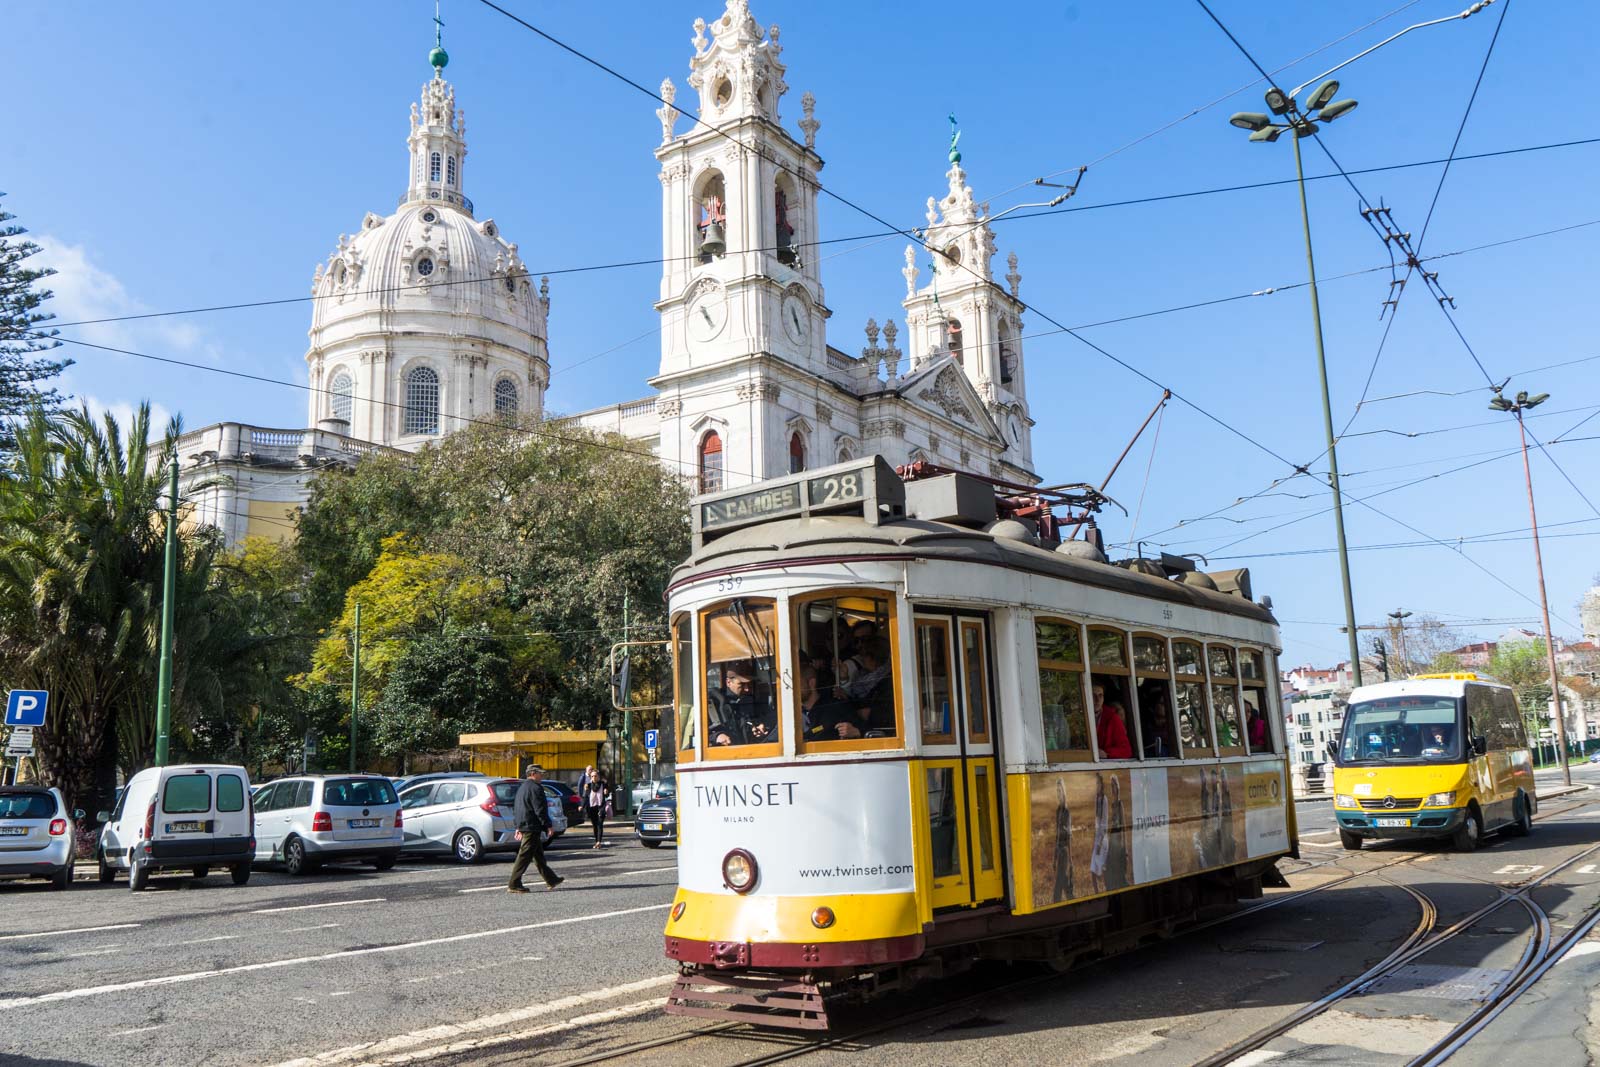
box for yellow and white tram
[659,458,1295,1027]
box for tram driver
[708,659,778,746]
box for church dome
[305,67,550,448]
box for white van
[97,764,254,890]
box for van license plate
[167,821,204,833]
[0,826,27,836]
[1375,818,1409,828]
[349,819,380,829]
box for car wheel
[230,863,251,886]
[284,836,311,876]
[129,858,149,892]
[50,864,71,891]
[97,848,116,884]
[1512,794,1533,837]
[453,829,483,865]
[1339,830,1363,852]
[641,838,662,849]
[372,853,398,871]
[192,866,210,879]
[1452,806,1483,852]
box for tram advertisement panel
[677,763,916,896]
[1027,761,1287,909]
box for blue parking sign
[644,729,659,751]
[5,690,48,728]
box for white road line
[110,1025,165,1036]
[283,923,342,933]
[1557,941,1600,963]
[351,999,661,1066]
[0,923,140,942]
[0,903,668,1011]
[1231,1051,1285,1066]
[272,973,676,1067]
[252,897,386,914]
[66,947,124,958]
[459,866,677,893]
[177,935,239,946]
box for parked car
[398,777,519,863]
[634,795,677,848]
[392,770,486,793]
[544,779,584,827]
[252,774,402,875]
[0,786,80,890]
[629,775,676,810]
[98,765,254,890]
[1588,751,1600,765]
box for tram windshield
[796,593,897,741]
[1338,696,1463,764]
[703,599,780,749]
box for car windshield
[0,792,55,819]
[322,778,398,806]
[1339,696,1463,764]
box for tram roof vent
[1206,567,1253,601]
[904,473,997,528]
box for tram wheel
[1339,830,1363,851]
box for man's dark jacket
[513,780,553,835]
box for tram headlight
[1424,790,1457,807]
[722,848,758,893]
[1334,794,1357,808]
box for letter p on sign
[5,690,48,728]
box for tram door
[914,612,1005,910]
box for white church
[177,0,1039,545]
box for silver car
[252,774,403,875]
[0,787,78,890]
[397,778,566,863]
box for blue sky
[11,1,1598,669]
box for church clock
[781,291,810,345]
[686,287,729,348]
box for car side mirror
[73,808,86,820]
[1324,740,1339,761]
[95,810,110,823]
[1473,736,1488,756]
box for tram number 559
[715,575,744,594]
[809,472,863,506]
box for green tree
[1486,640,1554,740]
[368,631,530,767]
[0,196,70,433]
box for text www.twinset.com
[798,862,916,878]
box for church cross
[434,0,445,47]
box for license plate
[0,826,27,836]
[349,818,380,829]
[1375,818,1409,827]
[642,823,664,831]
[167,821,204,833]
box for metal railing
[397,189,474,215]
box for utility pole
[1387,610,1413,678]
[1489,388,1570,785]
[350,601,361,773]
[154,458,179,766]
[620,590,632,819]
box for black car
[634,795,677,848]
[544,780,585,828]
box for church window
[430,152,442,182]
[788,432,806,474]
[404,366,440,435]
[713,77,733,109]
[947,318,964,364]
[505,274,517,294]
[694,171,727,262]
[329,370,354,423]
[416,257,435,278]
[421,210,437,223]
[837,447,853,464]
[494,377,519,416]
[699,431,724,494]
[944,244,962,268]
[774,177,798,265]
[999,320,1017,385]
[446,155,457,186]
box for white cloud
[73,394,177,440]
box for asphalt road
[3,767,1598,1066]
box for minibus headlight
[722,849,757,893]
[1425,790,1457,807]
[1334,794,1357,808]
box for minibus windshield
[1338,696,1462,765]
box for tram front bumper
[664,888,925,969]
[1336,806,1465,840]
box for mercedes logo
[1383,796,1397,809]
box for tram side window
[1036,619,1091,762]
[1208,645,1245,754]
[1089,627,1136,760]
[795,593,897,742]
[1240,649,1274,754]
[703,599,780,749]
[915,619,957,744]
[1173,640,1213,753]
[1134,635,1179,759]
[672,613,695,757]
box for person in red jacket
[1092,682,1133,759]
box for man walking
[507,764,564,892]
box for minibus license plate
[643,822,664,831]
[1375,817,1409,828]
[167,821,203,833]
[349,818,380,828]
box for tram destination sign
[695,457,903,541]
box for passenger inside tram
[794,595,898,741]
[707,659,778,746]
[1138,681,1179,758]
[1091,680,1134,759]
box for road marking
[0,904,667,1010]
[1231,1052,1284,1066]
[283,923,342,933]
[110,1025,165,1036]
[272,974,676,1067]
[459,866,677,893]
[331,991,352,997]
[348,999,661,1066]
[0,923,140,942]
[1578,864,1598,875]
[1559,942,1600,963]
[1494,864,1544,876]
[66,947,124,958]
[252,897,386,914]
[177,935,239,946]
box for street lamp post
[1230,81,1363,685]
[1388,609,1413,677]
[1489,388,1571,784]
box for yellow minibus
[1331,674,1535,851]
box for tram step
[665,972,830,1031]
